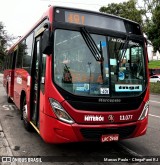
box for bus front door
[30,36,42,128]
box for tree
[138,0,160,52]
[138,0,160,24]
[146,5,160,52]
[0,22,7,67]
[0,22,16,69]
[99,0,144,26]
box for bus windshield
[54,29,146,97]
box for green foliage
[0,22,7,51]
[0,22,16,68]
[99,0,143,26]
[148,60,160,69]
[145,5,160,52]
[0,22,7,67]
[142,0,159,24]
[150,82,160,94]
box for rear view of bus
[4,6,149,143]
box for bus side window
[5,55,9,70]
[14,50,19,68]
[8,53,12,69]
[7,55,10,69]
[16,47,22,68]
[41,54,46,84]
[23,33,34,73]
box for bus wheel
[7,95,12,103]
[6,85,12,103]
[22,97,31,131]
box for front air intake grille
[67,100,142,111]
[80,125,136,140]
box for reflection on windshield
[108,37,145,96]
[54,29,146,97]
[54,29,109,96]
[80,27,103,62]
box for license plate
[101,134,119,142]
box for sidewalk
[0,122,13,157]
[0,73,15,164]
[0,122,17,165]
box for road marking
[149,114,160,119]
[1,105,16,111]
[150,100,160,104]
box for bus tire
[6,84,12,103]
[7,95,12,103]
[22,96,32,131]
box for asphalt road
[0,74,160,165]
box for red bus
[3,6,149,143]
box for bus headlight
[138,101,149,121]
[49,98,75,124]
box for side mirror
[42,23,53,54]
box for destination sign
[54,7,142,35]
[54,8,126,32]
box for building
[147,44,160,61]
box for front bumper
[40,112,148,143]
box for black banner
[0,156,160,163]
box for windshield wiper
[113,34,130,81]
[80,27,103,62]
[119,34,130,62]
[99,41,104,82]
[81,27,104,82]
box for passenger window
[23,33,34,73]
[15,49,22,68]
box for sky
[0,0,127,38]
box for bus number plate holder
[101,134,119,142]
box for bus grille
[80,125,136,140]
